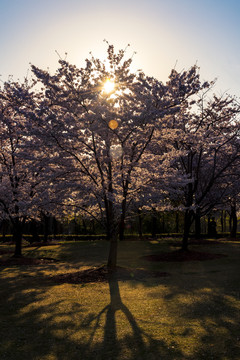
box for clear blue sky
[1,0,240,96]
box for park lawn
[0,239,239,360]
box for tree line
[1,44,240,269]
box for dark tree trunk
[13,219,23,257]
[151,208,157,238]
[207,216,211,235]
[30,220,40,243]
[42,213,49,242]
[229,214,232,233]
[224,210,227,233]
[137,209,143,238]
[221,211,224,233]
[82,218,87,235]
[175,212,179,234]
[230,203,237,238]
[107,236,118,271]
[1,220,7,242]
[53,217,58,238]
[182,210,193,250]
[119,197,127,241]
[195,209,201,239]
[162,212,165,233]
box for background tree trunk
[138,209,143,238]
[230,203,237,238]
[13,218,23,257]
[107,236,118,271]
[175,212,179,234]
[182,209,193,250]
[151,208,157,238]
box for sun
[103,78,115,93]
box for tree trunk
[151,208,157,238]
[53,217,58,238]
[162,212,165,233]
[137,209,143,238]
[1,220,7,242]
[207,216,211,235]
[82,218,87,235]
[195,209,201,239]
[13,219,23,257]
[230,203,237,238]
[119,197,127,241]
[182,210,192,250]
[175,212,179,234]
[221,211,224,233]
[42,213,49,242]
[229,214,232,234]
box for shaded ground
[0,241,60,266]
[51,265,170,284]
[142,249,227,262]
[0,249,13,255]
[0,256,59,266]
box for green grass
[0,239,240,359]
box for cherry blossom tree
[30,44,206,269]
[213,162,240,238]
[153,84,240,249]
[3,43,238,265]
[0,79,60,256]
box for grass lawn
[0,239,239,360]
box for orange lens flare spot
[108,120,118,130]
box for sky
[0,0,240,96]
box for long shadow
[0,265,183,360]
[1,238,239,359]
[79,273,183,359]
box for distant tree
[0,80,59,255]
[216,165,240,238]
[154,85,240,249]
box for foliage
[1,42,240,260]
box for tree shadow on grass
[181,288,240,359]
[1,241,239,360]
[0,265,182,360]
[155,276,240,359]
[78,273,183,360]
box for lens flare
[108,120,118,130]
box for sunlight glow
[103,79,115,93]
